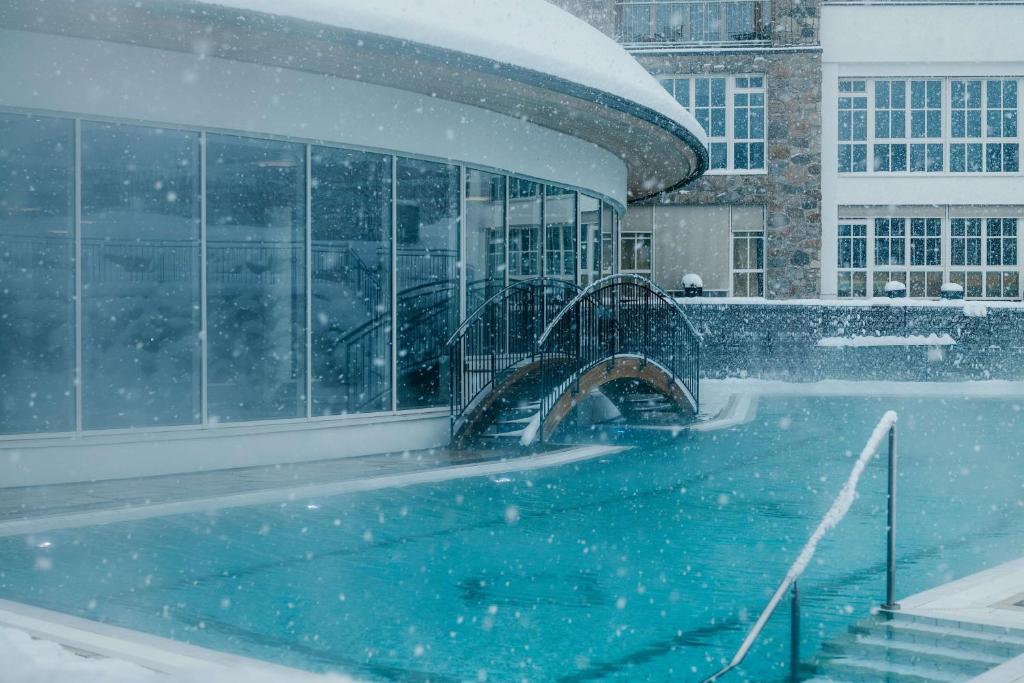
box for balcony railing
[617,0,772,47]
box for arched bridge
[447,275,700,448]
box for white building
[821,1,1024,300]
[0,0,707,486]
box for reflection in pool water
[2,394,1023,681]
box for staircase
[801,612,1024,682]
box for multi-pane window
[841,214,1022,300]
[733,76,766,170]
[660,75,765,172]
[873,80,908,172]
[837,223,867,297]
[838,80,868,172]
[950,79,1019,173]
[695,78,728,169]
[909,80,944,172]
[842,77,1021,174]
[620,232,653,276]
[732,229,764,296]
[948,217,1019,298]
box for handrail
[535,273,700,348]
[446,277,581,347]
[447,277,582,443]
[701,410,899,683]
[532,274,701,443]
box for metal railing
[446,277,582,440]
[617,0,772,46]
[701,411,900,682]
[533,274,701,442]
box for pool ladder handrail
[700,410,900,683]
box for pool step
[801,612,1024,683]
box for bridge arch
[540,355,697,442]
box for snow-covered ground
[0,626,357,683]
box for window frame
[660,74,767,175]
[838,76,1022,176]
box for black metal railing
[533,274,701,443]
[446,277,582,439]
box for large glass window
[579,195,602,286]
[731,207,765,297]
[465,169,506,313]
[311,147,392,416]
[395,158,460,410]
[0,113,75,434]
[509,179,542,280]
[601,202,617,277]
[544,185,577,282]
[80,123,201,429]
[206,135,307,422]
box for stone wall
[682,301,1024,382]
[634,50,822,299]
[549,0,824,299]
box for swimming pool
[3,393,1024,681]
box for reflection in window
[580,195,602,286]
[0,114,75,434]
[465,169,506,313]
[544,186,577,282]
[311,147,392,416]
[509,179,542,280]
[601,202,617,277]
[206,135,307,422]
[80,123,201,429]
[620,232,653,276]
[396,158,460,409]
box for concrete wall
[683,300,1024,382]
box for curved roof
[0,0,708,200]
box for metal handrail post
[883,423,900,611]
[790,581,800,682]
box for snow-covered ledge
[817,334,956,348]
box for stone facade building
[553,0,823,298]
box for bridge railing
[446,277,582,439]
[534,274,701,442]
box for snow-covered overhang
[0,0,708,201]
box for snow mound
[963,301,988,317]
[817,334,955,348]
[682,273,704,288]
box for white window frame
[838,211,1023,301]
[836,222,868,298]
[619,231,654,277]
[838,76,1022,176]
[659,74,767,175]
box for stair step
[852,619,1024,660]
[812,655,966,683]
[887,611,1024,638]
[822,636,1004,676]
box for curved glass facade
[0,110,621,436]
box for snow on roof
[212,0,705,150]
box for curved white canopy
[0,0,709,199]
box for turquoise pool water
[3,395,1024,681]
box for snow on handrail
[701,410,899,683]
